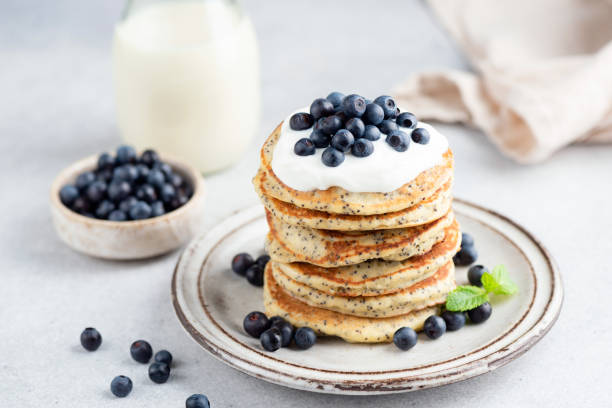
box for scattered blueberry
[468,302,492,324]
[294,327,317,350]
[272,319,294,347]
[135,184,157,203]
[95,200,116,219]
[373,95,397,118]
[319,115,343,135]
[294,138,316,156]
[107,180,132,202]
[468,265,488,287]
[59,185,79,207]
[130,340,153,363]
[326,91,345,108]
[108,210,127,221]
[461,233,474,247]
[186,394,210,408]
[244,311,271,338]
[110,375,132,398]
[363,125,381,141]
[75,171,96,191]
[140,149,160,166]
[310,130,331,148]
[453,245,478,266]
[289,112,315,130]
[423,315,446,339]
[245,264,264,287]
[378,119,399,135]
[345,118,365,138]
[148,362,171,384]
[151,201,165,217]
[393,327,418,351]
[441,311,466,331]
[154,350,173,365]
[80,327,102,351]
[321,147,345,167]
[386,130,410,152]
[116,145,137,165]
[331,129,355,152]
[364,103,384,125]
[396,112,417,129]
[411,128,430,144]
[97,152,114,170]
[256,254,270,269]
[310,98,335,119]
[129,201,152,220]
[341,94,366,118]
[352,138,374,157]
[231,253,254,276]
[260,327,282,352]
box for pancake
[272,260,455,318]
[253,123,454,216]
[264,264,440,343]
[256,175,453,231]
[275,221,460,296]
[265,210,454,267]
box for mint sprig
[446,264,517,312]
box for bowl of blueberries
[50,145,205,260]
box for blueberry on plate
[393,327,417,351]
[330,129,355,152]
[75,171,96,191]
[231,253,254,276]
[148,362,170,384]
[326,91,345,108]
[378,119,399,135]
[130,340,153,363]
[151,201,165,217]
[396,112,417,129]
[95,200,115,219]
[59,185,79,207]
[108,210,127,221]
[364,103,384,125]
[411,127,430,144]
[423,315,446,339]
[453,245,478,266]
[319,115,343,136]
[294,138,316,156]
[341,94,366,118]
[461,232,474,247]
[256,254,270,269]
[147,169,166,189]
[468,302,492,324]
[345,117,365,138]
[468,265,488,287]
[140,149,159,167]
[352,138,374,157]
[386,130,410,152]
[80,327,102,351]
[110,375,132,398]
[116,145,137,165]
[107,180,132,202]
[363,125,381,141]
[135,184,157,203]
[243,311,271,338]
[129,201,152,220]
[294,327,317,350]
[441,311,466,331]
[97,152,114,170]
[373,95,397,118]
[260,327,282,352]
[154,350,173,365]
[310,98,335,119]
[86,181,108,204]
[310,130,330,148]
[186,394,210,408]
[289,112,315,131]
[245,264,264,287]
[272,320,294,347]
[71,196,91,214]
[321,147,345,167]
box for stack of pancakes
[253,124,460,343]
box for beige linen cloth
[392,0,612,163]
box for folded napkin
[392,0,612,163]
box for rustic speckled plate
[171,200,562,394]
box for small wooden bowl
[50,154,205,260]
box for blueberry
[169,173,184,189]
[461,232,474,247]
[373,95,397,118]
[148,362,170,384]
[341,94,366,118]
[411,128,430,144]
[363,125,381,141]
[364,103,384,125]
[321,147,345,167]
[186,394,210,408]
[289,112,315,130]
[351,138,374,157]
[326,91,345,108]
[331,129,354,152]
[386,130,410,152]
[272,320,294,347]
[389,107,400,119]
[378,119,399,135]
[110,375,132,398]
[154,350,173,365]
[95,168,113,182]
[319,115,343,135]
[310,98,335,119]
[140,149,159,167]
[151,201,165,217]
[393,327,418,351]
[108,210,127,221]
[95,200,115,219]
[80,327,102,351]
[468,265,488,287]
[136,164,150,182]
[310,130,330,148]
[97,152,114,170]
[243,311,271,338]
[294,327,317,350]
[231,253,254,276]
[113,165,138,183]
[423,315,446,339]
[75,171,96,191]
[71,196,91,214]
[118,196,138,213]
[345,117,365,138]
[441,311,466,331]
[147,169,166,189]
[59,185,79,207]
[260,327,282,352]
[453,246,478,266]
[154,162,173,178]
[85,180,107,203]
[256,254,270,269]
[116,145,137,165]
[129,201,152,220]
[396,112,417,129]
[160,183,177,203]
[245,264,264,287]
[268,316,286,327]
[467,302,492,324]
[136,184,157,204]
[130,340,153,363]
[108,180,132,202]
[294,138,316,156]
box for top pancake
[254,123,454,215]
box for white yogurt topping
[270,108,449,193]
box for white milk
[112,0,260,173]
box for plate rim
[171,198,563,394]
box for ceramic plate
[171,200,562,394]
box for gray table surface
[2,0,611,406]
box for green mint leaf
[481,264,518,295]
[446,286,489,312]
